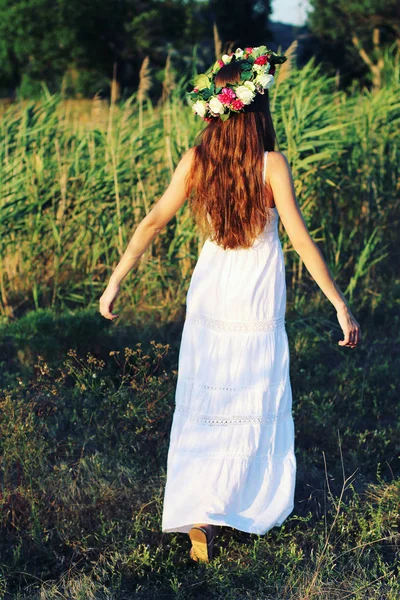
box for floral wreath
[187,46,287,122]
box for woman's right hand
[99,281,120,321]
[336,305,361,348]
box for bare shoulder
[184,145,198,158]
[266,151,291,179]
[181,145,197,165]
[267,150,289,164]
[169,146,197,181]
[173,146,196,176]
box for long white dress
[161,150,296,535]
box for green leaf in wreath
[193,73,211,90]
[241,70,253,81]
[270,52,287,64]
[240,61,253,71]
[253,45,267,58]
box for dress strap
[263,151,269,184]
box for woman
[99,47,361,563]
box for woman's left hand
[99,282,120,320]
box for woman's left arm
[99,147,195,320]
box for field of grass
[0,56,399,598]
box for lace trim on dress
[186,314,285,333]
[174,405,292,426]
[171,448,293,461]
[180,376,288,393]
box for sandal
[188,525,216,562]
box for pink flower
[245,47,253,54]
[217,87,236,105]
[217,59,224,68]
[193,87,199,92]
[230,99,244,110]
[255,55,268,65]
[203,116,214,122]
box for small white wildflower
[192,100,207,117]
[209,96,225,114]
[221,54,232,64]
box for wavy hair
[185,60,277,250]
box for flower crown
[188,46,287,122]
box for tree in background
[0,0,127,96]
[7,0,396,97]
[123,0,208,92]
[209,0,272,54]
[0,0,207,97]
[308,0,399,89]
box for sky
[270,0,312,26]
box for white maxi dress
[161,151,296,535]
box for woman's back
[162,149,296,536]
[188,151,286,323]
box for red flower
[245,47,253,54]
[218,87,236,105]
[230,99,245,111]
[203,116,214,122]
[193,87,199,92]
[255,55,268,65]
[217,59,224,68]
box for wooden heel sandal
[189,525,215,562]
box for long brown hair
[185,60,277,250]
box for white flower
[243,81,256,92]
[235,85,256,105]
[209,96,225,114]
[221,54,232,64]
[234,48,244,59]
[192,100,207,117]
[255,73,275,89]
[253,63,266,73]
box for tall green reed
[0,56,398,321]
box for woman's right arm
[267,151,361,349]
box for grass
[0,54,399,598]
[0,300,398,599]
[0,298,400,600]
